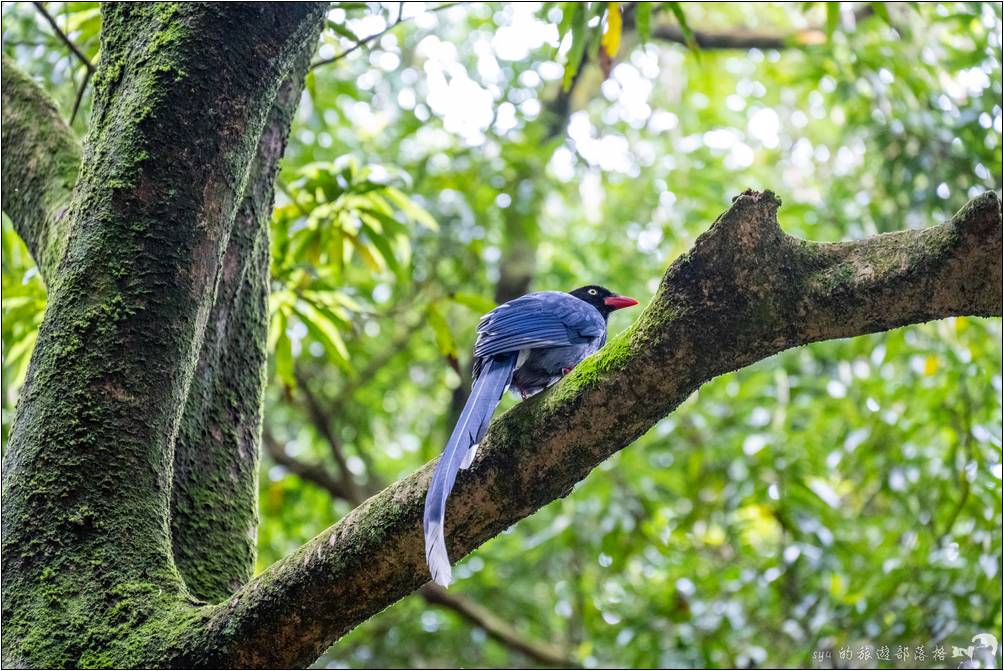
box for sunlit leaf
[601,2,621,57]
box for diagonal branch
[31,2,94,73]
[418,584,580,667]
[624,3,877,52]
[180,190,1001,667]
[263,430,358,502]
[1,54,80,281]
[270,397,579,666]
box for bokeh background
[3,2,1002,668]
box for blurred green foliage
[2,2,1001,668]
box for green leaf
[870,2,891,24]
[449,292,496,315]
[305,69,316,101]
[327,19,360,43]
[668,2,699,55]
[384,188,438,230]
[292,300,351,367]
[360,221,401,272]
[826,2,841,38]
[635,2,652,43]
[271,309,294,389]
[562,3,586,91]
[267,299,289,351]
[425,302,457,359]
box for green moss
[3,3,327,667]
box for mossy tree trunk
[1,4,1002,669]
[2,3,326,666]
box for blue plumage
[423,285,638,586]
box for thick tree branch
[649,24,820,50]
[169,22,323,603]
[623,4,877,52]
[183,191,1001,667]
[265,413,579,667]
[1,54,80,281]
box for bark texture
[1,54,80,280]
[1,4,326,667]
[169,20,322,605]
[2,3,1001,668]
[183,190,1002,668]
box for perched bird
[423,285,639,586]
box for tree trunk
[1,4,326,666]
[1,3,1000,668]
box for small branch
[419,584,579,667]
[650,24,806,50]
[187,191,1001,668]
[295,371,364,499]
[69,67,92,124]
[310,2,463,70]
[263,430,357,502]
[626,4,877,52]
[31,1,94,73]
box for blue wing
[472,292,605,376]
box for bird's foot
[519,388,528,400]
[561,366,574,376]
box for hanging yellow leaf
[923,355,938,376]
[601,2,621,58]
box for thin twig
[295,371,361,497]
[69,67,91,124]
[31,1,94,73]
[310,2,464,70]
[262,428,356,502]
[32,1,94,124]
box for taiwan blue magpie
[423,285,639,586]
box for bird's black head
[569,285,639,318]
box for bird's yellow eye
[588,289,597,295]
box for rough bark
[169,21,322,605]
[1,54,80,281]
[2,3,1001,668]
[265,411,580,667]
[180,191,1002,668]
[0,4,326,667]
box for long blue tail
[424,353,517,587]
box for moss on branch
[1,55,81,281]
[175,190,1001,668]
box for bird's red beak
[603,295,639,310]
